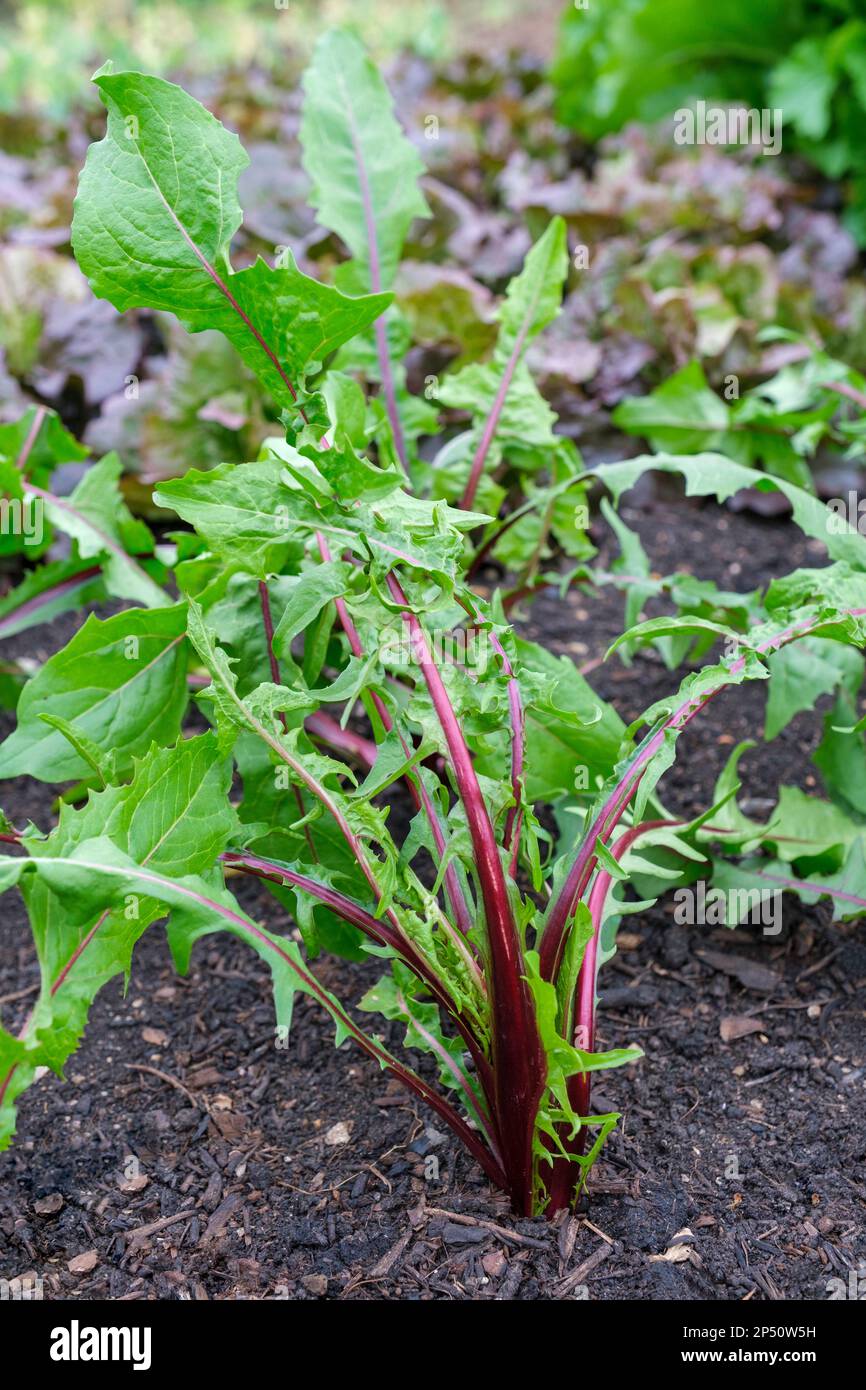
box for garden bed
[2,492,863,1301]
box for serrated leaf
[0,734,236,1146]
[0,605,188,782]
[593,453,866,570]
[72,69,390,415]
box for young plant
[4,416,866,1215]
[3,45,866,1217]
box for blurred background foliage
[0,0,559,118]
[554,0,866,242]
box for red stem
[460,310,537,510]
[459,598,525,874]
[386,572,545,1211]
[223,848,493,1095]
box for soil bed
[1,491,864,1300]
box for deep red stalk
[222,848,494,1102]
[457,599,525,874]
[393,986,496,1145]
[539,772,640,982]
[245,912,504,1185]
[541,820,660,1212]
[574,820,667,1096]
[242,585,493,1092]
[78,853,506,1187]
[386,572,545,1211]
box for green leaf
[38,715,112,788]
[272,562,354,659]
[593,453,866,570]
[769,36,836,142]
[765,638,863,740]
[0,558,107,641]
[155,459,303,580]
[0,605,188,782]
[523,948,641,1198]
[763,785,861,867]
[359,962,483,1113]
[438,218,568,448]
[0,458,49,561]
[0,734,236,1146]
[72,69,390,414]
[31,451,167,608]
[814,692,866,816]
[495,217,569,360]
[606,613,741,661]
[300,29,429,292]
[612,362,729,453]
[515,638,626,802]
[0,406,89,490]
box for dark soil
[1,492,864,1301]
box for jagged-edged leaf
[0,605,188,782]
[592,453,866,569]
[0,734,236,1145]
[438,218,568,447]
[359,962,483,1111]
[765,638,863,740]
[72,68,390,414]
[272,562,354,658]
[155,459,304,579]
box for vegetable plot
[2,32,866,1216]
